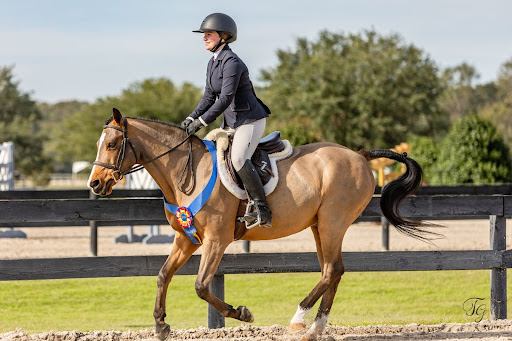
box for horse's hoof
[288,322,307,333]
[300,335,318,341]
[155,323,170,341]
[237,305,254,323]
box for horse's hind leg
[303,276,342,341]
[154,233,200,340]
[300,254,344,341]
[194,238,254,322]
[289,225,324,332]
[298,214,350,341]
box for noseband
[93,117,192,184]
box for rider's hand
[186,119,204,135]
[180,117,193,130]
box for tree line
[1,29,511,185]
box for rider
[181,13,272,228]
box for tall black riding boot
[236,160,272,228]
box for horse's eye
[107,142,116,149]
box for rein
[93,117,194,186]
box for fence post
[490,215,507,319]
[0,142,26,239]
[90,191,98,256]
[0,142,15,190]
[208,274,225,328]
[381,216,390,251]
[243,240,251,253]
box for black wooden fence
[0,191,510,327]
[2,185,511,250]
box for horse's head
[88,108,138,196]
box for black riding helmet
[193,13,237,52]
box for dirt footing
[2,320,512,341]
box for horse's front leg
[194,238,254,322]
[154,232,200,340]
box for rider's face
[203,31,221,51]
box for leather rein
[93,117,195,193]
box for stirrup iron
[244,200,272,229]
[244,200,260,229]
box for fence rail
[0,195,507,223]
[0,189,162,200]
[1,250,510,282]
[1,184,511,200]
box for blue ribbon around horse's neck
[163,139,217,245]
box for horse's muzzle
[89,179,101,193]
[89,178,113,196]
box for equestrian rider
[180,13,272,228]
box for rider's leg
[231,118,266,171]
[232,118,272,228]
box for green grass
[0,271,509,332]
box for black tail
[359,149,442,242]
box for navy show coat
[189,45,270,129]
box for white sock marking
[309,313,329,335]
[290,305,311,325]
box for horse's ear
[112,108,122,124]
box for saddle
[203,129,293,240]
[225,131,286,189]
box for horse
[88,108,435,341]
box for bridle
[93,118,137,183]
[93,117,194,187]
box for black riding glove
[186,119,204,135]
[180,118,193,129]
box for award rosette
[175,207,202,244]
[176,207,193,228]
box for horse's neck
[128,119,211,207]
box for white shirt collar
[213,45,225,60]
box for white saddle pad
[204,129,293,200]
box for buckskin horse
[88,109,435,341]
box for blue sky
[2,0,511,103]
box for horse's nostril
[90,179,100,189]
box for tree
[496,58,512,100]
[408,135,438,185]
[38,100,88,171]
[478,58,512,154]
[116,78,201,122]
[0,66,53,184]
[431,115,511,185]
[479,97,512,152]
[54,78,202,162]
[438,63,479,121]
[259,30,448,149]
[438,63,497,122]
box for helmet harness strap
[210,31,225,53]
